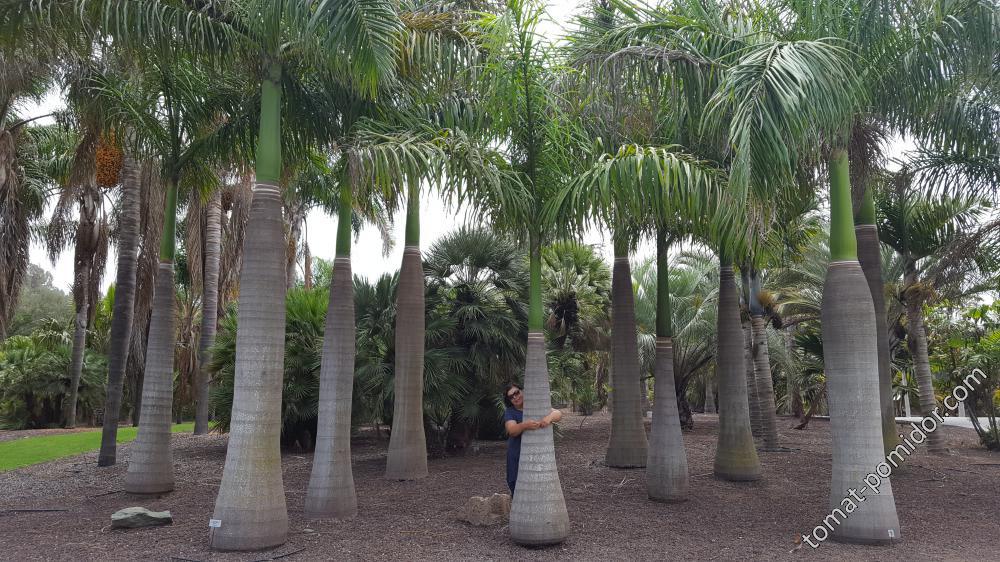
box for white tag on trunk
[209,519,222,528]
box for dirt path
[0,412,996,561]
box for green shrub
[0,327,107,429]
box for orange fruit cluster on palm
[95,133,123,188]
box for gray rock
[111,507,173,529]
[459,493,511,526]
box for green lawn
[0,423,194,472]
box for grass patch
[0,423,194,472]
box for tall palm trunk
[904,262,944,453]
[739,269,761,440]
[66,284,89,428]
[65,185,101,428]
[713,257,760,481]
[646,231,687,501]
[855,189,898,453]
[509,233,569,545]
[606,238,648,468]
[749,271,779,450]
[306,181,357,517]
[823,148,899,543]
[124,176,179,494]
[98,156,140,465]
[386,181,428,480]
[194,189,222,435]
[211,72,288,551]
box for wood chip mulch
[1,412,997,561]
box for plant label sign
[209,519,222,528]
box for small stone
[111,507,173,529]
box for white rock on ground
[111,507,173,529]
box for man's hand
[522,419,541,431]
[538,418,550,428]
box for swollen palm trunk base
[305,257,358,518]
[510,332,570,545]
[823,261,900,544]
[713,266,761,481]
[386,247,428,480]
[647,338,688,502]
[856,225,898,453]
[606,257,648,468]
[124,262,176,494]
[210,183,288,551]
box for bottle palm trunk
[824,148,899,543]
[904,264,944,453]
[98,156,140,465]
[194,189,222,435]
[386,182,427,480]
[509,236,569,545]
[124,175,179,493]
[646,232,687,501]
[713,261,760,481]
[210,73,288,551]
[123,262,176,493]
[306,182,358,517]
[606,246,648,468]
[855,189,898,453]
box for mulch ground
[1,411,997,561]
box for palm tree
[877,185,991,453]
[780,0,993,540]
[76,53,248,493]
[309,0,505,500]
[31,0,402,548]
[472,0,570,545]
[304,174,359,517]
[644,231,687,500]
[606,230,649,468]
[192,188,221,435]
[43,94,110,430]
[97,154,140,463]
[0,3,76,343]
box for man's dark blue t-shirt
[503,406,523,494]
